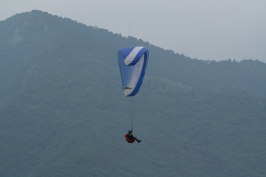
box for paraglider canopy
[118,47,149,97]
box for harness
[125,134,135,143]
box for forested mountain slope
[1,11,266,101]
[1,10,266,177]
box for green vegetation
[1,10,266,177]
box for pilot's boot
[135,138,142,143]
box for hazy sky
[1,0,265,62]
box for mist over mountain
[1,10,266,177]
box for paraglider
[125,130,142,143]
[118,46,149,143]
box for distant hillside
[1,11,266,101]
[1,10,266,177]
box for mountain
[1,10,266,177]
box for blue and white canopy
[118,47,149,97]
